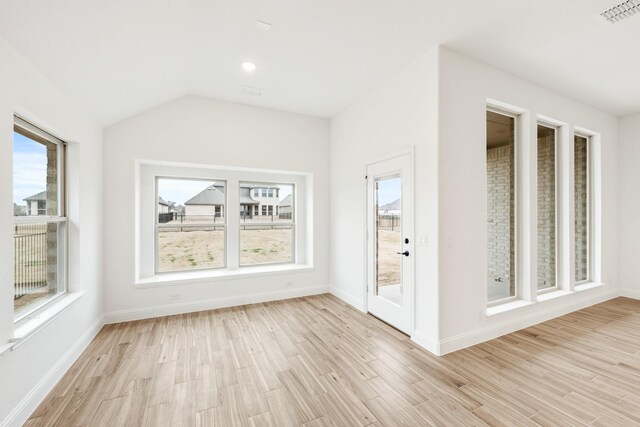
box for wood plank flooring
[26,295,640,426]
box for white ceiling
[0,0,638,126]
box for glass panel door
[366,153,413,334]
[375,175,402,306]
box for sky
[13,132,47,205]
[158,178,293,205]
[376,176,401,206]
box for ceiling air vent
[601,0,640,23]
[240,86,262,97]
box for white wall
[619,113,640,298]
[102,96,330,320]
[0,35,103,425]
[330,46,622,355]
[330,48,440,349]
[437,48,620,352]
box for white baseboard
[437,288,618,355]
[618,287,640,300]
[411,330,440,356]
[329,287,365,312]
[104,285,329,324]
[1,316,104,427]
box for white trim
[438,286,617,355]
[411,330,440,356]
[364,147,415,335]
[11,292,85,345]
[329,287,366,312]
[104,284,329,324]
[135,264,314,288]
[486,299,535,316]
[138,161,311,282]
[0,316,103,427]
[618,287,640,300]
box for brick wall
[487,144,515,299]
[46,141,58,292]
[488,135,590,296]
[537,133,556,289]
[575,137,588,281]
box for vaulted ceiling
[0,0,638,126]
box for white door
[366,153,414,334]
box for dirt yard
[158,228,293,271]
[377,229,401,287]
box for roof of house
[379,198,400,211]
[158,197,171,206]
[279,195,292,207]
[184,185,259,206]
[24,191,46,202]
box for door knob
[397,251,410,257]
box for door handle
[397,251,410,257]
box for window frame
[136,161,311,285]
[154,176,227,275]
[536,122,560,295]
[239,181,296,267]
[486,106,520,308]
[574,132,592,286]
[13,116,68,324]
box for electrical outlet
[477,308,485,321]
[169,293,182,301]
[285,281,293,288]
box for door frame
[362,146,415,335]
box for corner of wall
[1,316,104,427]
[329,286,365,313]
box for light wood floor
[26,295,640,426]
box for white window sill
[486,282,606,317]
[1,291,85,356]
[575,282,606,292]
[135,264,315,289]
[486,299,535,317]
[537,289,573,302]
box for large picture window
[156,178,226,272]
[486,109,517,303]
[240,183,294,266]
[13,117,67,321]
[574,134,590,283]
[137,162,309,284]
[537,124,558,291]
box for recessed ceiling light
[256,20,272,31]
[242,62,257,72]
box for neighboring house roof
[379,198,400,211]
[279,195,292,207]
[184,185,259,206]
[24,191,46,202]
[158,197,171,206]
[239,187,259,205]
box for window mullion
[226,178,240,270]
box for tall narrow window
[240,183,294,266]
[537,125,557,291]
[156,178,226,272]
[486,110,516,303]
[574,135,589,283]
[13,117,67,320]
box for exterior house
[158,197,171,214]
[14,202,26,216]
[279,195,293,218]
[23,191,46,216]
[379,198,400,216]
[184,183,281,217]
